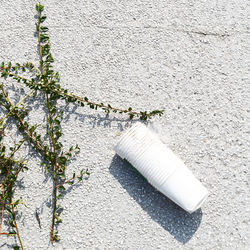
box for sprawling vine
[0,101,28,250]
[0,2,164,248]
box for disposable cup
[114,122,208,213]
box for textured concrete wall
[0,0,249,249]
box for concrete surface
[0,0,249,249]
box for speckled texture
[0,1,249,249]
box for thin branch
[0,186,4,234]
[37,7,58,242]
[11,205,24,250]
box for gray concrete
[0,0,249,249]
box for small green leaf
[54,119,60,125]
[86,169,90,176]
[41,26,49,32]
[56,217,62,223]
[8,231,17,236]
[54,234,60,241]
[36,3,44,12]
[40,15,47,23]
[57,194,63,199]
[58,156,67,165]
[39,5,44,12]
[58,186,66,191]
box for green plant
[0,114,28,250]
[0,2,164,249]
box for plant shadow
[62,101,143,130]
[109,154,203,244]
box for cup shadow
[109,154,203,244]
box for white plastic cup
[114,122,208,213]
